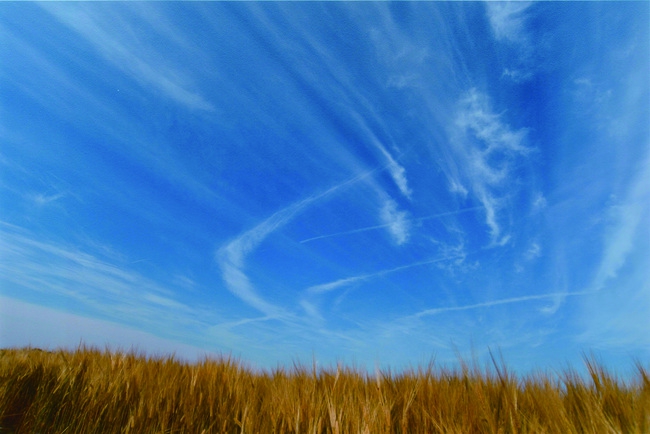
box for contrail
[414,290,594,318]
[300,206,483,243]
[306,254,468,294]
[215,164,387,317]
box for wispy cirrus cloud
[380,199,411,245]
[352,119,413,245]
[591,155,650,292]
[485,2,532,44]
[501,68,533,84]
[455,90,529,156]
[377,145,412,200]
[576,200,650,349]
[486,3,536,84]
[31,192,67,207]
[450,88,530,244]
[572,158,649,348]
[40,3,213,112]
[353,115,412,200]
[215,201,306,318]
[523,242,542,263]
[0,223,203,340]
[515,241,543,274]
[1,5,231,234]
[0,296,214,361]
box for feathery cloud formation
[451,89,530,244]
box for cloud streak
[216,200,308,317]
[307,275,370,295]
[413,290,593,319]
[215,167,384,316]
[300,206,482,244]
[41,3,213,112]
[0,223,203,340]
[305,253,467,295]
[0,296,214,361]
[592,155,650,291]
[377,144,412,200]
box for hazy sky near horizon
[1,2,648,373]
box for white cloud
[143,293,189,311]
[306,275,369,295]
[41,3,213,112]
[502,68,533,83]
[486,4,536,84]
[216,170,380,316]
[539,294,564,316]
[387,73,421,90]
[449,179,469,198]
[0,225,179,303]
[215,201,307,317]
[299,299,323,322]
[0,226,211,346]
[577,234,650,350]
[351,111,412,200]
[525,242,541,261]
[456,90,529,156]
[32,192,66,206]
[451,89,530,244]
[592,157,650,291]
[380,199,411,245]
[485,2,532,43]
[475,187,502,242]
[377,146,412,199]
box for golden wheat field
[0,346,648,434]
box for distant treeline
[0,346,648,433]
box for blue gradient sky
[1,2,648,374]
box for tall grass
[0,346,648,433]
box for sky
[1,2,648,376]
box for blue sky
[1,2,648,375]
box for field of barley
[0,346,648,433]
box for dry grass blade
[0,346,647,433]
